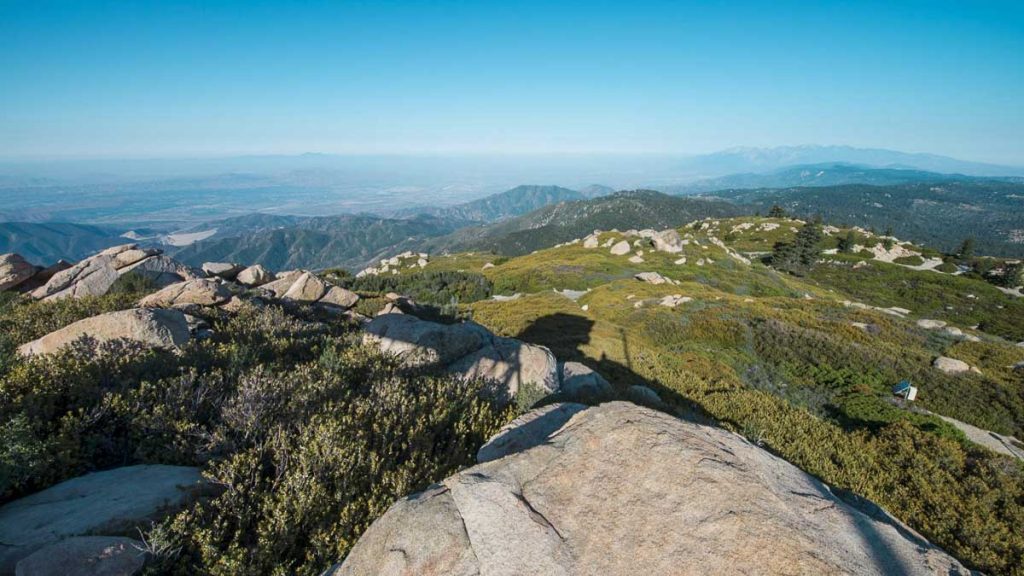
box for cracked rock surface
[327,402,971,576]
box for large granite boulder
[363,314,560,400]
[235,265,273,287]
[609,240,631,256]
[0,254,38,292]
[283,272,329,302]
[13,536,148,576]
[18,308,190,356]
[0,465,206,574]
[201,262,244,280]
[30,254,120,300]
[363,314,487,368]
[447,336,559,397]
[329,402,970,576]
[260,270,305,299]
[319,286,359,309]
[138,279,232,308]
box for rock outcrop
[363,314,559,399]
[282,271,329,302]
[329,402,970,576]
[18,308,190,356]
[202,262,244,279]
[29,245,197,301]
[138,278,233,309]
[235,264,273,287]
[0,465,207,574]
[0,254,38,291]
[319,286,360,309]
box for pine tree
[957,237,975,260]
[768,204,786,218]
[837,230,855,254]
[770,221,822,275]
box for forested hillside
[709,180,1024,256]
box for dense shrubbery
[0,295,512,575]
[346,270,492,306]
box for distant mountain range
[663,163,1010,194]
[393,185,587,222]
[677,145,1024,178]
[6,160,1024,267]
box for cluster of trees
[769,219,824,275]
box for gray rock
[916,319,947,330]
[0,465,206,573]
[201,262,243,279]
[0,254,38,292]
[652,228,684,253]
[558,361,612,398]
[260,270,304,298]
[447,336,559,398]
[13,260,72,294]
[18,308,190,356]
[634,271,667,285]
[363,314,487,368]
[318,286,359,309]
[111,249,159,269]
[477,402,587,463]
[933,356,971,374]
[138,279,232,308]
[116,256,197,288]
[14,536,148,576]
[282,272,329,302]
[609,240,631,256]
[31,255,120,301]
[235,265,273,287]
[627,384,663,406]
[329,403,970,576]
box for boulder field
[328,402,971,576]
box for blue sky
[1,0,1022,163]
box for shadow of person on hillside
[516,312,710,423]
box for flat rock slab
[14,536,148,576]
[138,279,232,308]
[330,402,970,576]
[201,262,243,279]
[18,308,190,356]
[0,465,206,573]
